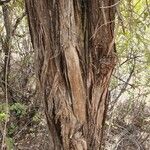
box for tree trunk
[25,0,117,149]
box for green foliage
[0,103,9,122]
[0,102,27,121]
[8,123,17,136]
[5,137,14,150]
[10,0,24,10]
[0,112,8,122]
[32,112,41,123]
[10,103,27,117]
[0,103,8,112]
[145,50,150,66]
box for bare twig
[99,0,120,9]
[90,20,115,40]
[107,20,119,55]
[101,1,107,25]
[12,12,26,36]
[110,63,135,111]
[113,74,134,88]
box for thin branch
[99,0,120,9]
[90,20,115,40]
[107,20,119,55]
[120,55,143,66]
[146,0,150,16]
[110,64,135,111]
[101,1,107,25]
[113,74,134,88]
[115,0,125,33]
[12,12,26,36]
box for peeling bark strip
[25,0,117,149]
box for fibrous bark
[25,0,117,149]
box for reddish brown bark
[25,0,117,149]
